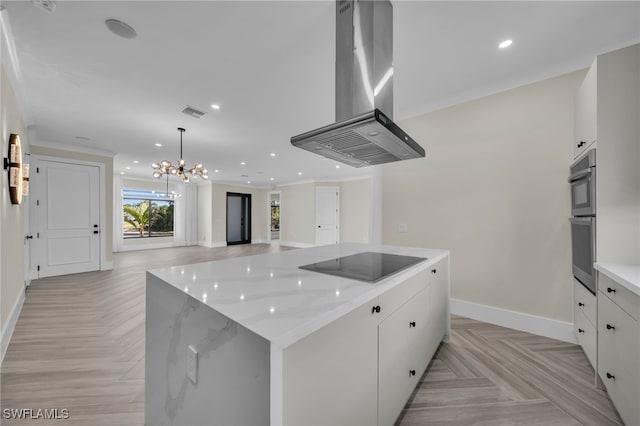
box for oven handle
[569,217,594,224]
[568,168,592,183]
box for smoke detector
[31,0,56,13]
[181,106,206,119]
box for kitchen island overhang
[145,243,450,426]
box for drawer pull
[607,287,616,294]
[606,372,615,380]
[431,269,437,274]
[606,324,615,331]
[371,305,381,314]
[578,328,585,333]
[409,370,416,377]
[409,321,416,328]
[578,302,584,307]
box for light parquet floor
[1,245,623,425]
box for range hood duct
[291,0,425,168]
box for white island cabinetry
[145,243,450,426]
[595,265,640,426]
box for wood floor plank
[398,399,582,426]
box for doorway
[316,186,340,245]
[226,192,251,245]
[269,192,281,241]
[31,159,101,278]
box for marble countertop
[595,262,640,296]
[148,243,448,348]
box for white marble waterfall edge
[145,274,270,426]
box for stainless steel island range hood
[291,0,425,168]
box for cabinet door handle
[578,328,585,333]
[409,321,416,328]
[606,324,615,330]
[578,302,584,307]
[606,372,615,380]
[371,305,381,314]
[431,269,437,274]
[607,287,616,294]
[409,370,416,377]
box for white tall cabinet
[572,43,640,425]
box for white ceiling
[2,1,639,187]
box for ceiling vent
[181,106,206,119]
[31,0,56,13]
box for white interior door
[35,160,100,278]
[316,186,339,245]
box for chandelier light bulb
[152,127,207,181]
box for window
[122,189,174,238]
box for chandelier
[152,127,208,183]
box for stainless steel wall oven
[569,149,596,294]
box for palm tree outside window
[122,189,174,238]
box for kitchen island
[145,243,450,426]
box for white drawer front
[598,294,640,426]
[574,278,597,326]
[574,307,597,369]
[599,273,640,320]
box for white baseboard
[251,239,267,244]
[450,298,577,344]
[279,241,316,249]
[2,286,25,363]
[197,241,227,248]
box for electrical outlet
[398,223,408,233]
[187,345,198,384]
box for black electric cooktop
[299,251,427,283]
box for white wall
[278,179,372,247]
[596,44,640,264]
[1,63,29,349]
[383,70,585,323]
[340,178,371,243]
[278,182,316,246]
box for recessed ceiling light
[214,169,219,173]
[120,171,125,175]
[270,153,276,157]
[499,39,513,49]
[241,162,246,165]
[270,177,274,181]
[125,167,131,170]
[247,181,251,184]
[133,160,139,164]
[211,104,220,110]
[105,18,137,39]
[335,165,340,169]
[155,143,162,147]
[297,172,302,176]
